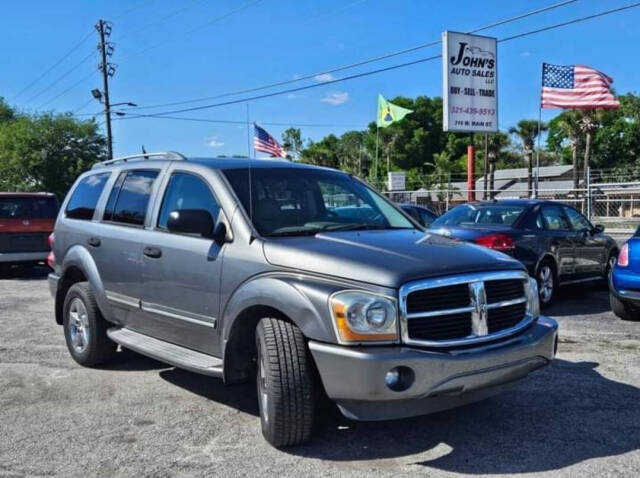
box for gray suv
[48,152,558,447]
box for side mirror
[212,222,227,245]
[167,209,214,237]
[593,224,605,234]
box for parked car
[429,199,618,306]
[609,227,640,320]
[398,203,438,227]
[48,152,557,447]
[0,192,58,270]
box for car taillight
[618,243,629,267]
[47,233,55,268]
[474,233,515,252]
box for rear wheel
[63,282,117,366]
[255,318,315,447]
[536,261,556,307]
[610,293,639,321]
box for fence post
[586,166,591,220]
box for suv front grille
[400,271,533,347]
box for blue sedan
[610,228,640,320]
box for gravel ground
[1,265,639,478]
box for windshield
[222,167,414,236]
[0,196,58,219]
[431,203,525,227]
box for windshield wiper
[264,229,321,237]
[322,223,411,232]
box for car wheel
[255,317,315,447]
[63,282,117,367]
[601,252,618,288]
[537,261,556,307]
[610,292,639,321]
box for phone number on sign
[451,107,496,115]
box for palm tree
[556,110,584,192]
[580,110,599,188]
[486,132,510,198]
[509,120,547,197]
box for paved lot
[1,266,639,478]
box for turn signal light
[474,233,515,252]
[618,243,629,267]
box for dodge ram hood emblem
[470,281,489,336]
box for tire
[255,318,315,447]
[536,260,557,308]
[63,282,117,367]
[601,252,618,289]
[610,292,640,321]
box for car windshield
[431,203,525,227]
[222,167,414,236]
[0,196,58,219]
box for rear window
[66,173,110,220]
[0,196,58,219]
[432,204,525,227]
[104,170,158,226]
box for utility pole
[96,20,115,159]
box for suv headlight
[330,291,398,343]
[525,277,540,319]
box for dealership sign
[442,31,498,133]
[387,171,406,191]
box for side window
[65,173,110,220]
[158,173,220,230]
[541,205,571,231]
[106,170,158,226]
[564,207,591,232]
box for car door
[564,206,607,278]
[139,169,225,356]
[539,204,577,281]
[89,169,161,325]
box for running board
[107,327,223,378]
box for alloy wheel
[68,298,90,354]
[539,265,554,304]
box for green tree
[281,127,303,161]
[300,134,340,169]
[509,119,547,196]
[0,113,106,199]
[548,110,584,190]
[0,97,14,123]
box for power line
[120,0,264,60]
[71,98,95,114]
[14,30,94,101]
[36,69,99,110]
[115,1,640,120]
[24,51,96,106]
[121,0,577,112]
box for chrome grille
[399,270,533,348]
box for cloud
[287,93,305,100]
[321,91,349,105]
[521,51,531,57]
[314,73,334,82]
[206,136,224,148]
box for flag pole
[375,125,380,185]
[246,103,252,158]
[535,63,543,198]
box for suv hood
[263,229,523,288]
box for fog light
[385,369,400,387]
[384,366,415,392]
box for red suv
[0,193,58,269]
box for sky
[0,0,638,158]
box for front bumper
[0,251,48,263]
[610,269,640,306]
[309,316,558,421]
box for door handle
[87,237,101,247]
[143,246,162,259]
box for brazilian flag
[377,94,413,128]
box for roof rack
[92,151,187,169]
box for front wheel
[537,262,556,307]
[610,293,639,321]
[255,318,315,447]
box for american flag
[253,123,285,157]
[541,63,619,109]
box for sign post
[442,31,498,201]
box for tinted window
[431,204,525,227]
[158,173,220,230]
[103,172,127,222]
[564,207,591,231]
[109,170,158,226]
[223,167,413,236]
[65,173,110,220]
[0,196,58,219]
[541,205,571,231]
